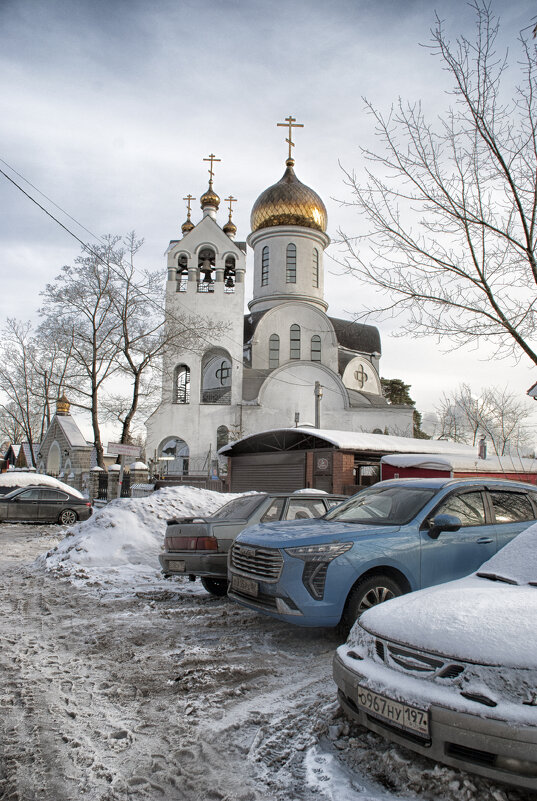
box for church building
[146,119,414,474]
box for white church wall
[250,302,338,370]
[248,225,329,312]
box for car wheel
[342,574,402,631]
[200,577,228,597]
[59,509,78,526]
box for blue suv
[228,478,537,628]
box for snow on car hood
[236,519,400,545]
[357,576,537,668]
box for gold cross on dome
[203,153,221,181]
[183,194,195,215]
[224,195,237,215]
[277,115,304,160]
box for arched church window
[286,243,297,283]
[290,325,301,359]
[224,256,236,292]
[261,246,269,286]
[201,350,232,405]
[173,365,191,403]
[312,248,319,288]
[269,334,280,368]
[177,254,188,292]
[198,247,215,291]
[311,335,321,361]
[217,425,229,450]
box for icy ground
[0,488,529,801]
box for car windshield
[210,495,265,520]
[324,486,437,526]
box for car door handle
[476,537,494,544]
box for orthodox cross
[183,194,195,216]
[224,195,237,216]
[277,115,304,160]
[203,153,221,181]
[354,365,368,389]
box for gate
[97,472,108,500]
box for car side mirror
[428,513,462,540]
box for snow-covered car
[0,486,92,524]
[333,524,537,791]
[160,491,346,596]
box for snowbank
[41,486,243,577]
[0,471,84,498]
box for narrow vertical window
[290,324,301,359]
[174,365,191,403]
[217,425,229,450]
[286,243,297,283]
[261,246,269,286]
[312,248,319,288]
[269,334,280,368]
[311,335,321,361]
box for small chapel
[146,118,414,474]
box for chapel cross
[183,194,196,215]
[203,153,221,181]
[277,115,304,160]
[224,195,237,215]
[354,365,368,389]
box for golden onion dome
[200,180,220,210]
[223,216,237,236]
[56,393,70,416]
[250,158,327,233]
[181,217,195,234]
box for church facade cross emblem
[203,153,221,181]
[216,361,231,385]
[277,115,304,160]
[354,365,368,388]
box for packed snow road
[0,523,527,801]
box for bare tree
[434,383,534,455]
[107,233,224,446]
[340,1,537,367]
[40,237,124,467]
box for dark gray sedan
[0,486,93,524]
[161,491,346,596]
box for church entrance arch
[158,436,189,475]
[47,441,61,476]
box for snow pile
[0,471,84,498]
[41,486,242,579]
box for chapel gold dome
[250,159,327,233]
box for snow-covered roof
[381,455,454,471]
[56,415,91,448]
[220,427,477,456]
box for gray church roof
[243,312,381,355]
[56,415,91,449]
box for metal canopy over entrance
[223,429,335,456]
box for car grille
[230,542,283,581]
[376,639,465,679]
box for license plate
[356,685,429,738]
[231,574,259,597]
[168,560,186,572]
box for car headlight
[285,542,353,600]
[284,542,353,562]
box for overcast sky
[1,0,536,440]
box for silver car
[333,524,537,791]
[160,491,346,596]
